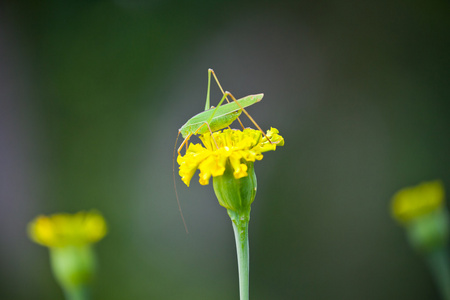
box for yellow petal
[28,211,107,248]
[177,127,284,186]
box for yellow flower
[391,180,445,224]
[177,127,284,187]
[28,211,107,248]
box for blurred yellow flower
[391,180,445,224]
[28,211,107,248]
[177,127,284,187]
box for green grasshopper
[176,69,269,154]
[174,69,270,233]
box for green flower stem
[64,286,89,300]
[228,209,250,300]
[427,248,450,300]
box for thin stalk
[228,209,250,300]
[426,248,450,300]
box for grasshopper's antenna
[173,131,189,234]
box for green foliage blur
[1,0,449,299]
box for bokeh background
[1,0,449,299]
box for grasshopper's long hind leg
[208,69,245,130]
[177,122,219,156]
[225,91,273,144]
[173,131,189,233]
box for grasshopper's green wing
[179,93,264,138]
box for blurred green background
[1,0,449,299]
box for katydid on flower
[173,68,269,233]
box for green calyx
[50,245,96,293]
[212,160,257,214]
[406,209,449,254]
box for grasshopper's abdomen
[205,110,242,133]
[179,93,263,139]
[179,110,242,138]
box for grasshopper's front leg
[177,133,192,156]
[177,121,220,156]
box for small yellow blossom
[391,180,445,224]
[28,211,107,248]
[177,128,284,186]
